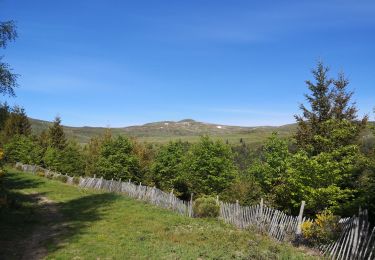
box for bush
[301,209,341,245]
[96,135,141,181]
[4,135,43,165]
[37,172,45,177]
[183,136,237,196]
[56,175,68,183]
[73,176,80,185]
[193,196,220,218]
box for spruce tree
[295,62,333,149]
[0,102,10,130]
[3,106,31,139]
[48,116,66,150]
[295,62,367,154]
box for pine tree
[48,116,66,150]
[295,62,333,149]
[0,102,10,130]
[332,73,358,121]
[3,106,31,139]
[295,62,367,154]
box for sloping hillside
[30,118,296,144]
[0,168,319,259]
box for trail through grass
[0,168,320,259]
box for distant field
[0,169,318,259]
[30,118,296,145]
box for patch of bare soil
[20,193,65,260]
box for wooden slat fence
[15,162,193,217]
[318,209,375,259]
[219,200,303,242]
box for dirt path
[20,193,65,260]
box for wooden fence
[15,163,193,217]
[15,163,375,259]
[318,209,375,259]
[78,176,193,216]
[219,199,304,242]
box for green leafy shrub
[301,209,341,245]
[183,136,237,197]
[96,135,141,181]
[193,196,219,218]
[73,177,80,185]
[4,135,43,165]
[37,172,45,177]
[56,175,68,183]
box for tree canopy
[0,20,18,97]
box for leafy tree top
[0,20,18,97]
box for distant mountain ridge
[28,117,296,144]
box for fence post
[216,195,219,204]
[169,189,174,208]
[189,193,194,217]
[296,200,305,235]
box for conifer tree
[295,62,333,149]
[3,106,31,139]
[0,102,10,130]
[48,116,66,150]
[295,62,367,154]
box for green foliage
[55,174,68,183]
[96,135,141,182]
[301,209,341,245]
[220,175,263,206]
[295,62,367,155]
[249,131,363,215]
[43,146,63,171]
[2,106,31,141]
[73,176,80,185]
[4,135,43,165]
[48,116,66,150]
[249,133,291,209]
[83,136,102,176]
[355,160,375,222]
[132,140,155,185]
[44,141,84,176]
[193,196,220,218]
[287,145,361,214]
[151,140,188,194]
[0,102,10,132]
[0,20,18,97]
[182,136,237,197]
[60,141,84,176]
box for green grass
[0,168,320,259]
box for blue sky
[1,0,374,127]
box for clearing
[0,168,319,259]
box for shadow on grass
[0,172,119,259]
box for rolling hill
[30,118,297,145]
[30,117,374,146]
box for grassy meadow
[0,168,319,259]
